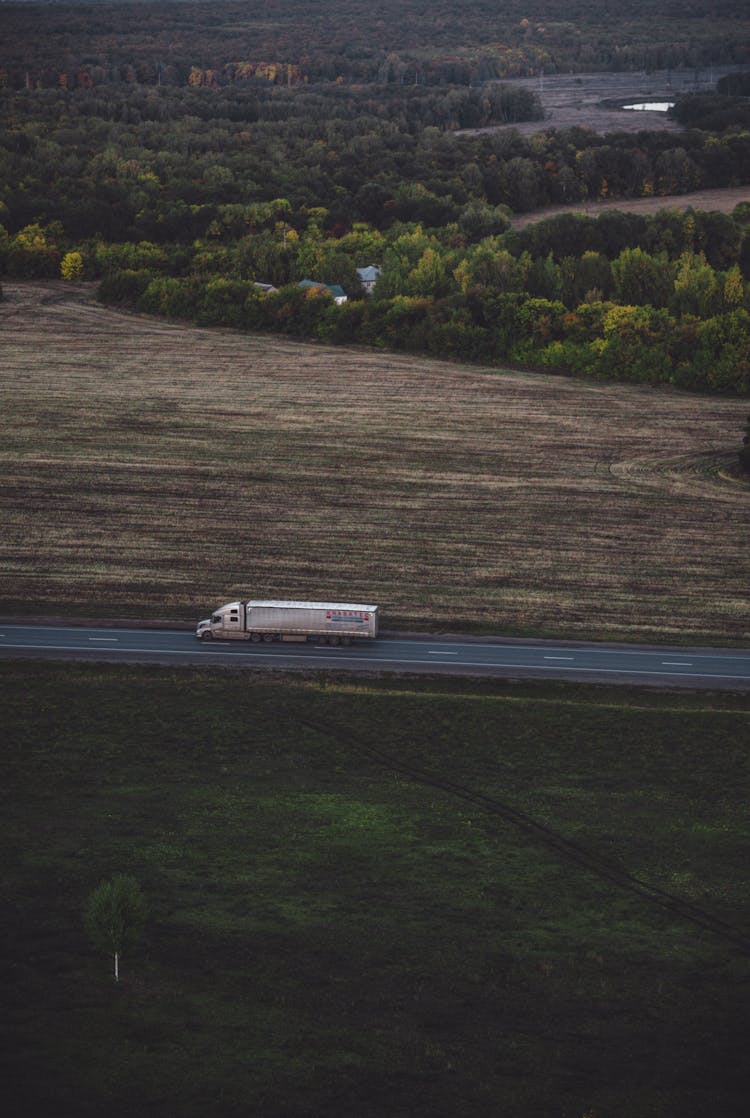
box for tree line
[2,0,749,91]
[28,204,741,395]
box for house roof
[356,265,381,282]
[298,279,347,299]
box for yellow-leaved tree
[60,251,84,281]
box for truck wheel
[251,633,262,642]
[262,633,274,643]
[201,630,213,641]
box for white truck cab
[196,601,244,640]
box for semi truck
[196,599,379,645]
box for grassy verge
[2,662,748,1117]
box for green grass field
[2,661,749,1118]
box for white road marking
[1,632,749,686]
[429,650,459,655]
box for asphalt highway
[1,623,749,689]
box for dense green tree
[526,254,563,301]
[611,247,673,309]
[513,297,567,354]
[566,251,613,305]
[457,200,509,243]
[374,225,434,299]
[696,310,750,393]
[595,303,672,383]
[454,243,521,296]
[390,182,459,227]
[84,875,146,982]
[739,415,750,473]
[654,148,702,195]
[671,251,721,318]
[503,157,545,213]
[407,246,452,298]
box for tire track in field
[300,716,750,955]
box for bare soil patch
[0,281,747,642]
[467,65,745,139]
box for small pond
[623,101,675,112]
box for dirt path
[509,185,750,228]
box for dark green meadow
[2,662,749,1118]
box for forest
[1,0,750,392]
[2,1,749,89]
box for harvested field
[0,280,748,642]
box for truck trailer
[196,599,379,645]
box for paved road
[1,623,749,689]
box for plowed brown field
[1,281,747,642]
